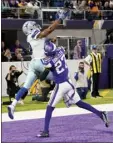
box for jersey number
[55,56,67,74]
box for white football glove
[57,9,69,20]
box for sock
[11,99,18,107]
[11,87,28,107]
[16,87,28,101]
[76,100,102,118]
[44,105,55,132]
[21,90,28,100]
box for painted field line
[2,103,113,122]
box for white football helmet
[22,21,41,36]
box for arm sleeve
[40,60,53,81]
[16,71,23,77]
[84,55,92,65]
[5,73,11,83]
[74,72,79,81]
[40,68,50,81]
[5,74,8,81]
[31,29,41,39]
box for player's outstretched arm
[37,10,69,38]
[37,20,61,38]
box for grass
[2,89,113,113]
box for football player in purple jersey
[37,41,109,137]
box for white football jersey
[27,29,45,59]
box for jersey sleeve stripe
[31,30,40,38]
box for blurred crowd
[1,39,85,62]
[1,28,113,62]
[1,40,32,62]
[1,1,113,62]
[70,0,113,20]
[1,0,41,18]
[1,38,86,62]
[1,0,113,20]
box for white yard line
[2,104,113,122]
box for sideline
[101,89,110,96]
[2,104,113,122]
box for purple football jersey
[44,47,69,83]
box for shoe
[7,105,14,119]
[101,111,109,127]
[91,96,96,99]
[91,95,96,98]
[37,131,49,138]
[97,95,103,98]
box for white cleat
[7,105,15,119]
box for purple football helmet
[44,41,57,56]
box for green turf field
[2,89,113,113]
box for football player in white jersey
[7,9,69,120]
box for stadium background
[1,0,113,142]
[1,0,113,104]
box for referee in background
[84,45,102,98]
